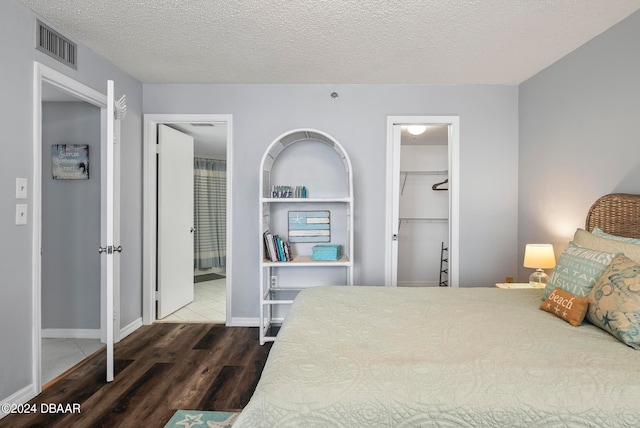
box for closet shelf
[400,170,448,175]
[401,170,448,194]
[398,217,448,231]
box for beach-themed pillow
[539,287,588,326]
[574,228,640,264]
[542,241,618,301]
[587,254,640,350]
[592,227,640,245]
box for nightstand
[495,282,545,289]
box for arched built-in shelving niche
[258,129,354,344]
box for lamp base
[529,269,549,288]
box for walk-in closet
[397,125,449,287]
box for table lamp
[523,244,556,288]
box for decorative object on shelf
[288,211,330,243]
[51,144,89,180]
[272,185,307,198]
[312,244,342,261]
[523,244,556,288]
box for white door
[157,125,195,318]
[101,80,123,382]
[390,125,402,287]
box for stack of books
[263,231,292,262]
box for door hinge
[99,245,123,255]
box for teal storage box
[311,244,342,261]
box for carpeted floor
[164,410,238,428]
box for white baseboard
[0,384,36,419]
[228,317,259,327]
[119,317,142,340]
[41,328,101,339]
[41,319,142,342]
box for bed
[234,194,640,427]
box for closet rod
[401,171,448,195]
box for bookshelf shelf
[258,129,354,344]
[262,255,351,267]
[261,197,352,203]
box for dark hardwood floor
[1,323,272,428]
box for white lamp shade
[523,244,556,269]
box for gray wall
[144,83,520,319]
[518,10,640,281]
[0,0,142,401]
[41,102,101,330]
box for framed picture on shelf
[288,210,331,242]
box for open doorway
[33,63,121,391]
[40,83,104,385]
[142,115,233,326]
[386,116,460,288]
[397,125,450,286]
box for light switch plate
[16,178,27,199]
[16,204,27,225]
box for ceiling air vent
[36,20,77,70]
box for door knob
[190,227,196,233]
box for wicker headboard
[585,193,640,239]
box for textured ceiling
[17,0,640,84]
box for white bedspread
[234,286,640,427]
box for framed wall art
[288,210,331,242]
[52,144,89,180]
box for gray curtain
[194,158,226,269]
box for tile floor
[41,338,104,385]
[156,278,226,323]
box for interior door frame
[32,62,118,391]
[142,114,233,325]
[385,116,460,287]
